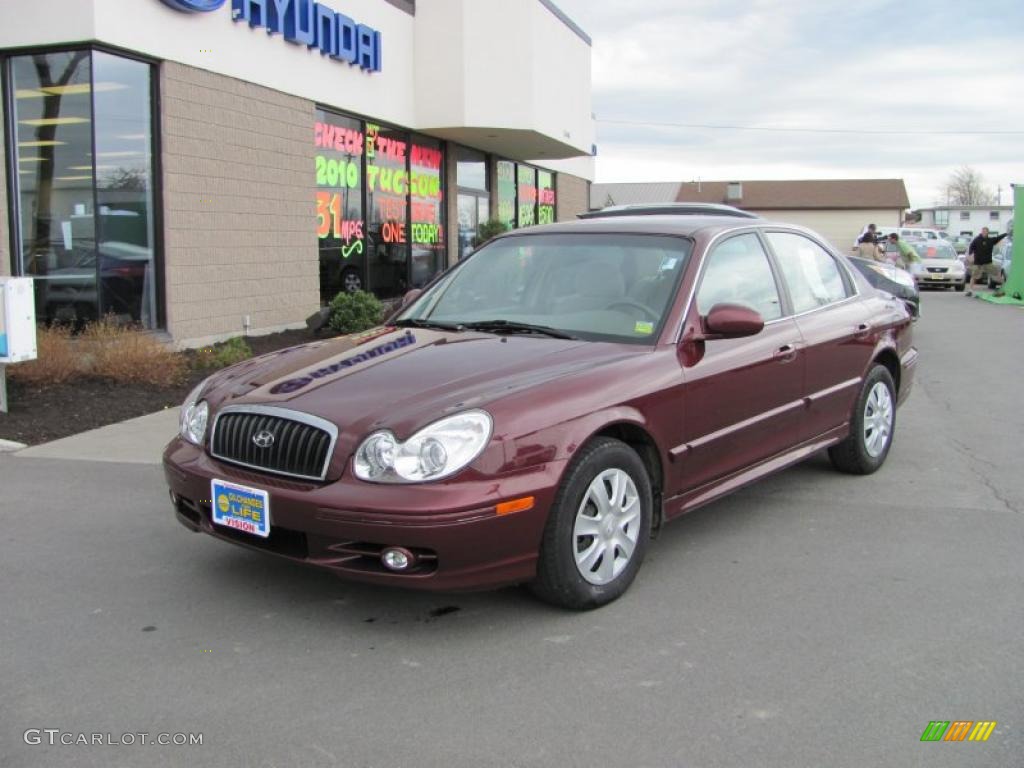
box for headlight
[354,410,493,483]
[179,380,210,446]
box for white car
[876,226,948,242]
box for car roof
[497,214,810,241]
[578,203,760,220]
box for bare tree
[945,166,996,206]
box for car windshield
[911,241,956,260]
[398,233,692,344]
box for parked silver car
[907,239,966,291]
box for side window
[767,232,850,313]
[696,233,782,320]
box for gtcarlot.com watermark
[24,729,203,747]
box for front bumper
[915,273,965,287]
[163,438,565,591]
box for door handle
[774,343,798,362]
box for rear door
[764,231,872,441]
[676,232,805,490]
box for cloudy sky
[553,0,1024,208]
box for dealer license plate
[211,479,270,538]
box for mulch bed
[0,328,318,446]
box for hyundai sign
[159,0,382,73]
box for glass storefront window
[315,109,365,298]
[496,160,516,231]
[8,49,157,328]
[517,164,537,228]
[456,147,486,193]
[456,147,488,262]
[409,135,444,288]
[92,52,157,327]
[538,170,556,225]
[365,123,409,299]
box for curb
[0,438,28,453]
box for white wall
[0,0,96,47]
[3,0,419,127]
[414,0,593,160]
[923,208,1013,236]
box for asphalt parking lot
[1,290,1021,768]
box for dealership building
[0,0,594,345]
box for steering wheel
[606,300,659,322]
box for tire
[955,282,965,292]
[828,364,896,475]
[341,268,363,293]
[530,437,652,609]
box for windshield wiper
[393,318,465,331]
[460,320,578,340]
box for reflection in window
[410,135,444,288]
[93,52,157,327]
[316,109,365,299]
[537,170,556,224]
[496,160,516,231]
[365,123,409,299]
[697,234,782,320]
[9,50,157,328]
[517,164,537,228]
[456,146,488,262]
[767,232,848,313]
[455,147,486,192]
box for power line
[597,118,1024,136]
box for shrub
[80,317,187,387]
[328,290,383,335]
[472,218,509,247]
[6,324,79,386]
[193,336,252,370]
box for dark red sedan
[164,213,917,608]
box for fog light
[381,547,416,572]
[169,490,179,505]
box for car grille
[210,406,338,481]
[926,267,947,274]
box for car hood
[204,326,645,437]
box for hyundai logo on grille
[252,430,276,449]
[159,0,227,12]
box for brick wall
[556,173,589,222]
[0,95,10,277]
[160,62,317,346]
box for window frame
[2,42,165,328]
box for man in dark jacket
[966,227,1008,296]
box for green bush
[472,218,509,247]
[193,336,252,370]
[328,290,384,335]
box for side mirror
[383,289,423,325]
[400,288,423,308]
[699,303,764,340]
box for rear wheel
[530,438,652,609]
[828,365,896,475]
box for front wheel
[530,438,652,609]
[828,364,896,475]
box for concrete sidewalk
[14,407,178,465]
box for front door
[674,233,805,493]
